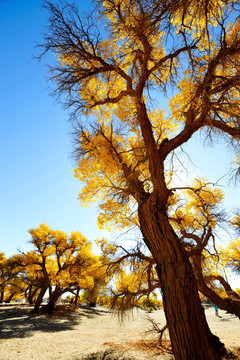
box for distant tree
[83,265,108,307]
[21,223,99,313]
[0,253,25,303]
[0,252,7,302]
[40,1,240,358]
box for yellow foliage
[223,238,240,274]
[0,252,7,267]
[171,178,224,233]
[55,0,239,234]
[114,262,156,294]
[25,224,105,294]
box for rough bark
[138,195,226,360]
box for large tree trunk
[138,196,226,360]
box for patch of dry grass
[104,339,172,356]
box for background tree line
[1,212,239,316]
[0,224,108,313]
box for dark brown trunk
[74,287,80,306]
[215,276,240,300]
[26,285,33,304]
[198,279,240,318]
[44,286,62,313]
[87,283,99,308]
[33,259,50,313]
[26,285,32,304]
[27,287,38,305]
[138,197,226,360]
[33,285,48,313]
[89,301,96,307]
[0,288,4,303]
[5,293,14,303]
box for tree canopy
[1,223,107,313]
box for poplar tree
[40,1,240,358]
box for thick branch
[204,275,240,300]
[207,119,240,138]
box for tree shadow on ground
[0,304,109,340]
[219,313,238,322]
[78,305,111,317]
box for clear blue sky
[0,0,239,287]
[0,0,111,257]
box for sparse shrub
[80,349,134,360]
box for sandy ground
[0,304,239,360]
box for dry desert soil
[0,304,239,360]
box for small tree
[22,223,98,313]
